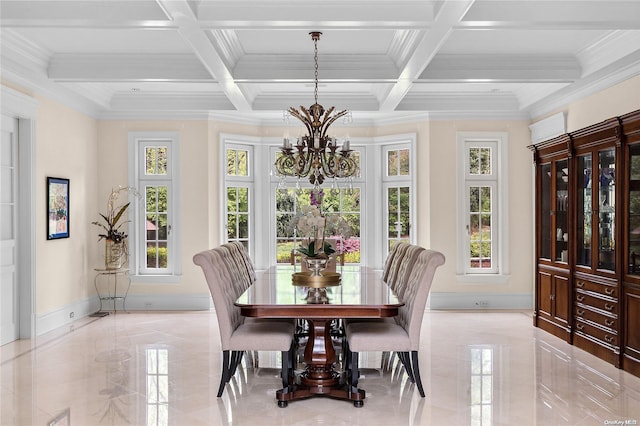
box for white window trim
[220,132,416,270]
[128,131,181,283]
[379,134,417,265]
[456,132,510,284]
[220,139,255,256]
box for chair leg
[398,351,415,383]
[411,350,425,397]
[229,350,244,377]
[218,350,231,397]
[280,350,290,389]
[350,349,359,389]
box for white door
[1,115,19,345]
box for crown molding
[577,30,640,77]
[528,53,640,119]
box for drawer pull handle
[577,309,584,316]
[605,319,615,327]
[605,303,614,311]
[576,295,585,302]
[576,324,584,331]
[605,287,614,295]
[577,281,584,287]
[605,335,614,343]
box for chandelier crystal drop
[274,31,358,187]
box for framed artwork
[47,177,70,240]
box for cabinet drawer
[575,306,617,330]
[575,291,618,315]
[575,279,618,298]
[575,318,618,346]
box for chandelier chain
[313,35,319,105]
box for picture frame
[47,177,70,240]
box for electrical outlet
[145,303,152,309]
[69,311,75,318]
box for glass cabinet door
[628,144,640,274]
[598,149,615,270]
[577,154,592,267]
[540,163,551,259]
[555,159,569,263]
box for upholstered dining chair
[345,249,445,397]
[193,248,296,397]
[382,241,412,287]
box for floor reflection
[2,310,640,425]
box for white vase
[105,239,125,270]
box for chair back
[216,245,251,296]
[221,241,256,289]
[394,250,445,349]
[393,244,426,299]
[193,249,245,350]
[383,242,412,288]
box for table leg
[275,318,365,407]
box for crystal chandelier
[274,32,358,187]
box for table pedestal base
[275,319,366,407]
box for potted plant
[92,186,138,269]
[290,200,351,273]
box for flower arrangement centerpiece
[92,186,139,269]
[290,189,352,273]
[295,204,336,260]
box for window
[224,144,253,250]
[457,133,509,281]
[129,132,180,280]
[382,140,416,260]
[222,133,416,269]
[274,186,362,264]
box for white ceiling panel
[1,0,638,123]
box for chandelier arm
[319,151,338,179]
[289,107,313,136]
[320,109,349,139]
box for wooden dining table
[234,265,403,407]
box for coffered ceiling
[2,0,640,126]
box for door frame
[2,85,37,340]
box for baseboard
[428,292,533,310]
[123,293,211,311]
[36,296,98,336]
[36,293,211,336]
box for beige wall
[36,96,98,314]
[427,120,533,294]
[9,73,640,321]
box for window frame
[128,131,181,282]
[223,142,255,251]
[456,132,510,283]
[380,136,417,263]
[221,133,417,269]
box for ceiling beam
[379,0,477,112]
[155,0,252,111]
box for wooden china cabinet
[532,135,572,342]
[531,108,640,378]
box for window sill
[456,274,510,284]
[130,274,182,284]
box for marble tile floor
[2,310,640,426]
